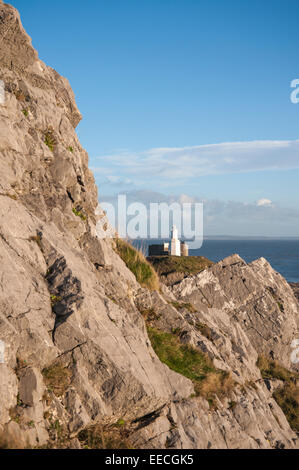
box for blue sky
[10,0,299,236]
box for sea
[192,239,299,283]
[134,238,299,283]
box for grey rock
[172,254,299,372]
[19,367,45,407]
[290,283,299,303]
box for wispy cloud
[94,140,299,186]
[94,141,299,236]
[99,190,299,237]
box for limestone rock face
[290,283,299,303]
[172,255,299,373]
[0,2,298,449]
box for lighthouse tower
[170,225,181,256]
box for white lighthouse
[170,225,181,256]
[148,225,189,257]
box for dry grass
[42,363,72,397]
[257,355,299,432]
[9,405,23,425]
[274,382,299,433]
[138,307,161,322]
[195,371,235,408]
[257,355,296,382]
[114,238,159,291]
[78,422,133,449]
[0,193,18,200]
[170,301,197,313]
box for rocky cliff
[290,283,299,303]
[0,1,298,449]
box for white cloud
[94,140,299,185]
[257,198,272,207]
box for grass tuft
[78,422,133,449]
[170,301,197,313]
[274,383,299,432]
[72,207,87,221]
[148,255,214,278]
[1,193,18,200]
[42,363,72,397]
[257,355,296,382]
[50,294,62,306]
[257,355,299,432]
[138,307,161,322]
[147,326,234,407]
[115,238,159,291]
[44,131,56,152]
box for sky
[10,0,299,236]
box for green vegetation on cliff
[257,355,299,432]
[147,255,213,283]
[147,326,234,407]
[114,239,159,291]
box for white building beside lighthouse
[148,225,189,257]
[170,225,181,256]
